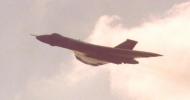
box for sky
[0,0,190,100]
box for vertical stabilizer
[115,39,138,50]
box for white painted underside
[74,51,107,65]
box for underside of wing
[74,51,107,66]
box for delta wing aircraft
[33,33,162,66]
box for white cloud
[88,2,190,100]
[16,1,190,100]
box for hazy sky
[0,0,190,100]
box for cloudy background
[0,0,190,100]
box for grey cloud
[33,0,188,37]
[16,67,117,100]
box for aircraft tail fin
[115,39,138,50]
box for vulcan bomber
[33,33,162,66]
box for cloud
[15,62,116,100]
[87,2,190,100]
[16,1,190,100]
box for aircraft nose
[33,35,50,43]
[33,34,58,46]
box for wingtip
[156,54,163,57]
[149,53,163,57]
